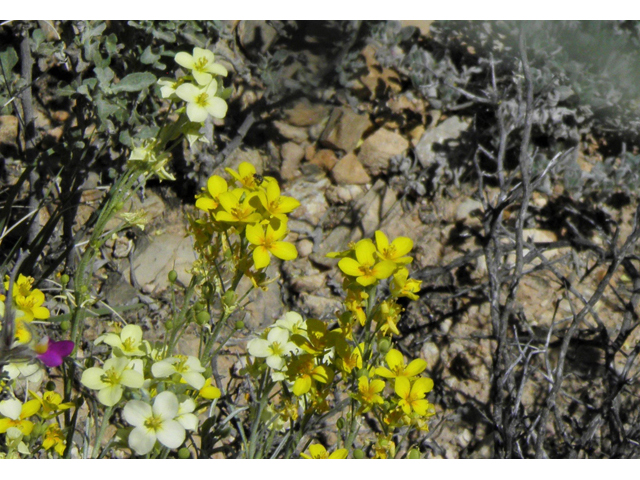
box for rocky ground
[3,20,640,458]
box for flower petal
[129,426,156,455]
[124,400,153,428]
[98,385,123,407]
[269,241,298,261]
[81,367,107,390]
[156,420,185,450]
[338,258,362,277]
[153,391,179,420]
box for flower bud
[353,449,365,459]
[178,448,191,459]
[336,418,345,430]
[196,311,210,325]
[45,381,56,391]
[60,320,71,332]
[408,449,421,459]
[168,270,178,283]
[235,320,245,330]
[165,320,174,330]
[60,274,70,286]
[377,337,392,354]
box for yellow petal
[394,376,411,398]
[245,223,265,246]
[195,197,217,211]
[207,175,227,197]
[404,359,427,377]
[385,349,404,371]
[372,260,396,279]
[253,246,271,270]
[338,258,362,277]
[355,241,377,267]
[293,376,312,396]
[375,230,389,251]
[269,241,298,261]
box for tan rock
[296,239,314,258]
[320,107,371,152]
[273,120,308,143]
[310,149,338,171]
[331,152,371,185]
[280,142,305,180]
[357,128,409,176]
[284,98,330,127]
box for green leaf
[94,66,114,88]
[0,47,18,78]
[141,46,161,65]
[111,72,157,93]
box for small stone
[325,185,365,204]
[296,239,314,258]
[284,98,330,127]
[273,120,308,143]
[320,107,371,152]
[280,142,305,180]
[331,152,371,185]
[299,293,342,319]
[357,128,409,176]
[421,342,440,369]
[310,149,338,171]
[456,198,484,222]
[304,144,317,162]
[291,273,326,293]
[238,21,277,56]
[415,116,470,168]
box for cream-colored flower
[175,81,227,123]
[81,356,144,407]
[175,47,228,86]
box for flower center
[143,413,164,432]
[195,92,210,107]
[194,57,209,72]
[270,341,284,356]
[123,337,136,352]
[102,367,121,386]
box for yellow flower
[374,230,413,265]
[375,299,403,337]
[337,240,396,287]
[195,175,228,212]
[301,443,348,459]
[215,189,262,225]
[336,342,363,374]
[42,423,66,456]
[29,390,74,420]
[245,221,298,269]
[356,375,385,412]
[390,268,422,301]
[0,399,41,435]
[254,179,300,222]
[394,377,434,416]
[13,289,50,323]
[198,378,221,400]
[287,354,332,396]
[375,349,427,379]
[225,162,262,191]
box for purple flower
[35,337,74,367]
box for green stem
[91,405,113,459]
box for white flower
[3,362,44,385]
[151,355,206,390]
[81,356,144,407]
[123,391,185,455]
[96,325,147,357]
[175,81,228,123]
[247,327,298,370]
[175,397,198,431]
[175,47,228,86]
[157,77,180,99]
[274,311,307,337]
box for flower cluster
[80,324,220,456]
[190,161,300,294]
[244,229,433,458]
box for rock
[0,115,18,146]
[296,238,314,258]
[287,177,330,226]
[331,152,371,185]
[273,120,308,143]
[284,99,330,127]
[325,185,365,205]
[133,225,196,292]
[310,149,338,172]
[291,273,326,293]
[399,20,434,37]
[241,276,284,330]
[299,293,342,319]
[320,107,371,152]
[237,21,278,56]
[102,271,139,306]
[456,198,484,223]
[415,116,470,168]
[357,128,409,176]
[359,45,403,99]
[280,142,305,180]
[421,341,440,369]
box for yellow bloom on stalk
[0,399,41,435]
[198,378,221,400]
[390,268,422,301]
[301,443,348,459]
[245,221,298,269]
[336,342,364,374]
[195,175,228,212]
[29,390,74,420]
[253,179,301,222]
[5,274,34,298]
[42,423,66,456]
[288,354,332,396]
[344,288,368,327]
[175,47,228,86]
[394,377,434,416]
[374,230,413,265]
[375,349,427,379]
[225,162,263,191]
[356,375,385,412]
[338,240,396,287]
[216,189,262,225]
